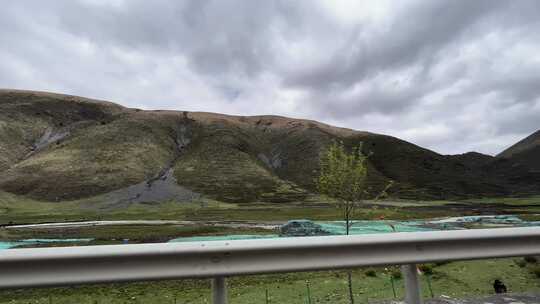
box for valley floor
[1,194,540,303]
[2,191,540,226]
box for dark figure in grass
[493,279,507,294]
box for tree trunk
[345,202,354,303]
[345,212,350,235]
[347,271,355,304]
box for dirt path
[3,220,282,230]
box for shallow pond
[0,238,93,250]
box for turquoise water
[319,215,540,235]
[3,216,539,248]
[0,238,93,250]
[168,215,540,243]
[167,221,431,243]
[0,242,20,250]
[318,220,431,235]
[168,221,432,243]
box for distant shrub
[365,269,377,277]
[434,261,450,266]
[391,270,402,280]
[515,259,527,268]
[531,266,540,278]
[524,256,538,264]
[419,264,434,275]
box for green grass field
[1,259,539,303]
[6,191,540,226]
[2,193,540,303]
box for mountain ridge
[1,89,539,204]
[497,129,540,172]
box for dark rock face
[279,220,329,237]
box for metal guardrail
[1,227,540,304]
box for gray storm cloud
[0,0,539,155]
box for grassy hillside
[498,130,540,172]
[0,89,539,205]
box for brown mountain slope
[0,89,538,204]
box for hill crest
[498,130,540,172]
[1,89,539,204]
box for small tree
[316,141,368,304]
[317,141,368,235]
[317,141,393,304]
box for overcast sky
[1,0,539,155]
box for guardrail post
[402,264,422,304]
[212,276,228,304]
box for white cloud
[1,0,539,155]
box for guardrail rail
[1,227,540,304]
